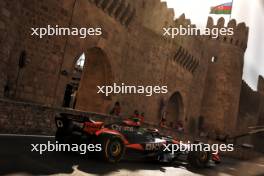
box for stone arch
[198,115,205,131]
[165,92,184,128]
[75,47,114,113]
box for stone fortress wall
[0,0,263,138]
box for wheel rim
[199,152,208,161]
[110,141,121,157]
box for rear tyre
[99,136,125,163]
[55,130,66,143]
[55,130,73,144]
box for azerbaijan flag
[210,2,232,14]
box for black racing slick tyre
[55,130,66,143]
[187,151,210,168]
[55,130,73,144]
[99,135,125,163]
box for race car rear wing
[56,113,94,123]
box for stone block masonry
[0,0,261,139]
[0,99,56,135]
[0,98,185,137]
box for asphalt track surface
[0,134,264,176]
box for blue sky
[162,0,264,90]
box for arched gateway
[75,47,113,113]
[165,92,184,128]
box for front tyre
[187,151,210,168]
[99,136,125,163]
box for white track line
[0,134,54,138]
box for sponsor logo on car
[145,143,164,151]
[111,124,134,132]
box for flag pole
[229,0,234,21]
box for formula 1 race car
[55,113,220,168]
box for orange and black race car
[55,113,221,168]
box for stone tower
[201,17,249,134]
[257,75,264,94]
[257,76,264,125]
